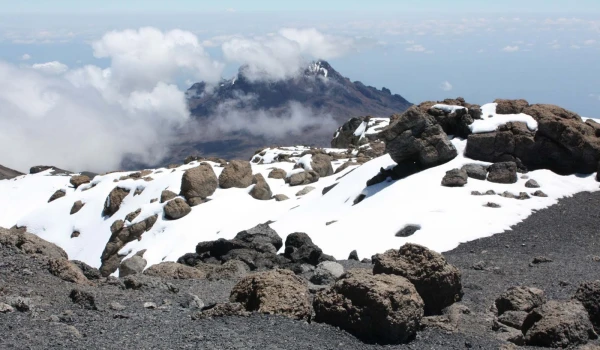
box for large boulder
[0,227,67,259]
[249,174,272,200]
[495,286,547,315]
[380,106,457,169]
[119,255,147,277]
[163,198,192,220]
[423,101,478,138]
[441,168,468,187]
[373,243,462,315]
[574,281,600,332]
[48,258,90,285]
[461,163,488,180]
[487,161,518,184]
[180,163,218,202]
[522,300,597,348]
[284,232,330,266]
[466,104,600,175]
[313,269,424,344]
[310,154,334,178]
[102,187,130,217]
[219,160,253,189]
[285,170,320,186]
[144,262,208,279]
[69,175,90,189]
[160,190,177,203]
[232,223,283,254]
[99,215,158,277]
[230,269,312,320]
[268,168,287,179]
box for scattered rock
[573,280,600,332]
[522,300,597,348]
[4,296,33,312]
[219,160,253,188]
[284,232,330,266]
[70,231,80,238]
[192,303,250,319]
[485,202,501,208]
[71,261,102,280]
[441,168,468,187]
[0,303,14,313]
[268,168,287,179]
[249,174,272,200]
[144,302,157,309]
[525,179,540,188]
[487,162,518,184]
[348,250,359,261]
[230,269,312,320]
[69,289,97,310]
[102,187,130,217]
[124,209,141,223]
[180,293,205,309]
[395,224,421,237]
[373,243,462,315]
[180,163,218,202]
[109,302,126,311]
[471,261,486,271]
[532,190,548,197]
[119,255,147,277]
[322,183,338,195]
[531,256,553,265]
[334,161,359,174]
[160,190,178,203]
[461,164,488,180]
[48,258,90,285]
[295,186,315,196]
[273,194,289,201]
[310,154,334,177]
[286,170,320,186]
[313,269,424,344]
[163,198,192,220]
[70,201,84,215]
[48,189,66,203]
[495,286,546,315]
[70,175,90,189]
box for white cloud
[502,45,520,52]
[571,45,581,49]
[477,49,485,53]
[31,61,69,75]
[550,44,561,49]
[21,54,31,61]
[406,44,426,52]
[440,81,453,91]
[222,28,368,81]
[584,39,597,45]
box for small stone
[295,186,316,196]
[531,256,553,265]
[517,192,531,200]
[472,261,486,270]
[325,220,337,226]
[143,302,157,309]
[485,202,501,208]
[273,194,290,201]
[485,190,496,195]
[532,190,548,197]
[181,293,205,309]
[525,179,540,188]
[471,191,483,196]
[71,231,80,238]
[0,303,14,313]
[395,224,421,237]
[441,168,468,187]
[109,302,126,311]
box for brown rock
[495,286,546,315]
[69,175,90,189]
[334,161,359,174]
[70,200,84,215]
[494,99,529,114]
[230,269,312,320]
[219,160,253,189]
[295,186,315,196]
[574,280,600,332]
[311,154,334,177]
[313,269,424,344]
[163,198,192,220]
[102,187,130,217]
[124,209,141,223]
[273,194,290,201]
[144,262,208,279]
[180,163,218,201]
[249,174,272,200]
[268,168,287,179]
[0,227,67,259]
[48,258,90,285]
[160,190,178,203]
[48,189,66,203]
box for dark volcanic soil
[1,191,600,349]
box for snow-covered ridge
[307,61,328,77]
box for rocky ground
[1,190,600,349]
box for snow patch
[432,104,467,113]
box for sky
[0,1,599,172]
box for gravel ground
[1,191,600,349]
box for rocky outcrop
[331,117,368,148]
[466,103,600,175]
[487,162,518,184]
[144,262,208,279]
[48,258,90,285]
[219,160,253,189]
[119,255,147,277]
[180,163,218,204]
[102,187,130,217]
[419,99,481,138]
[0,227,67,259]
[249,174,272,200]
[313,269,424,344]
[284,232,332,266]
[380,106,457,170]
[373,243,462,315]
[230,269,312,320]
[163,198,192,220]
[99,215,158,277]
[495,286,546,315]
[494,98,529,114]
[441,168,468,187]
[522,300,597,348]
[574,281,600,332]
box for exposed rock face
[313,269,424,344]
[70,175,90,189]
[574,280,600,331]
[268,168,287,179]
[495,286,547,315]
[373,243,462,315]
[0,227,67,259]
[441,168,468,187]
[180,163,218,202]
[47,258,90,285]
[119,255,147,277]
[466,104,600,175]
[461,164,488,180]
[494,98,529,114]
[420,100,480,138]
[160,190,177,203]
[219,160,253,189]
[99,215,158,277]
[381,106,457,170]
[522,300,597,348]
[48,189,66,203]
[230,269,312,320]
[144,262,208,279]
[249,174,272,200]
[102,187,130,217]
[331,117,368,148]
[70,201,84,215]
[487,162,518,184]
[310,154,334,178]
[285,170,320,186]
[163,198,192,220]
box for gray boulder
[495,286,546,315]
[310,261,345,285]
[310,154,334,178]
[268,168,287,179]
[441,168,468,187]
[487,162,518,184]
[249,174,272,200]
[286,170,320,186]
[461,164,488,180]
[119,255,147,277]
